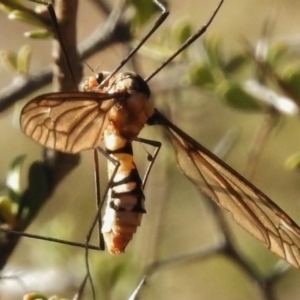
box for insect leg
[145,0,224,82]
[92,149,104,251]
[101,0,169,85]
[72,273,89,300]
[0,227,101,249]
[86,147,121,250]
[83,146,120,300]
[133,137,162,189]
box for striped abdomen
[84,71,154,253]
[102,123,146,254]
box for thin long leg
[72,274,88,300]
[0,227,101,249]
[133,137,161,189]
[86,147,121,249]
[145,0,224,82]
[93,149,105,251]
[84,146,121,300]
[100,0,169,86]
[0,141,159,249]
[0,137,156,251]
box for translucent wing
[151,110,300,268]
[20,91,124,153]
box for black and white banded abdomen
[84,71,153,253]
[102,123,146,254]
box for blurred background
[1,0,300,299]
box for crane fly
[8,0,300,271]
[21,71,156,254]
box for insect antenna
[100,0,169,87]
[145,0,224,82]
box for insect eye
[96,73,104,84]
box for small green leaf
[129,0,160,27]
[0,50,17,72]
[24,29,53,39]
[0,0,25,13]
[217,81,262,111]
[8,9,46,28]
[0,3,15,13]
[6,154,26,201]
[285,153,300,170]
[203,34,223,68]
[17,44,32,74]
[0,196,18,226]
[171,18,193,47]
[187,62,215,87]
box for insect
[15,0,300,269]
[21,71,156,254]
[2,3,300,300]
[19,0,228,256]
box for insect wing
[153,110,300,268]
[20,91,124,153]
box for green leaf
[129,0,161,27]
[187,62,215,87]
[6,154,26,201]
[0,50,17,72]
[0,3,15,13]
[8,9,47,28]
[17,44,32,74]
[217,81,262,111]
[171,18,193,47]
[203,34,223,68]
[24,29,53,39]
[0,0,24,13]
[0,196,18,226]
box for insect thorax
[83,71,155,140]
